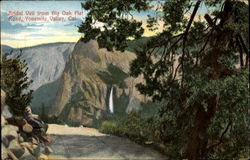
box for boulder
[1,89,6,112]
[44,146,53,155]
[20,142,34,154]
[1,115,7,127]
[32,144,41,157]
[18,134,24,143]
[22,123,33,133]
[19,154,37,160]
[6,117,27,128]
[1,144,8,160]
[7,150,19,160]
[31,137,40,145]
[2,125,18,139]
[2,105,13,119]
[2,136,9,148]
[8,140,25,158]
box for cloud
[1,36,27,41]
[64,18,82,26]
[1,12,43,34]
[27,33,56,37]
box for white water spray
[109,87,114,113]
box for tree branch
[183,0,202,38]
[207,121,232,150]
[236,37,244,67]
[238,34,249,66]
[180,0,202,87]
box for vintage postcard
[1,0,249,160]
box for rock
[50,40,146,126]
[6,134,18,143]
[1,89,6,112]
[7,150,19,160]
[2,125,18,139]
[1,115,7,127]
[44,146,53,155]
[2,105,13,119]
[8,140,25,158]
[19,146,39,160]
[6,117,27,127]
[31,137,39,145]
[19,154,37,160]
[40,135,53,143]
[1,144,8,160]
[18,134,24,143]
[20,142,34,155]
[32,144,41,157]
[20,132,29,142]
[2,136,9,147]
[22,123,33,133]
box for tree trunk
[185,95,219,159]
[184,1,236,158]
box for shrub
[99,121,118,134]
[99,112,158,144]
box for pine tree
[1,51,33,117]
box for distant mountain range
[2,42,76,113]
[2,42,75,90]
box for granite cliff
[50,40,146,126]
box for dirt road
[46,124,166,160]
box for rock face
[50,40,146,126]
[5,42,75,91]
[2,43,76,112]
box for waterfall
[109,87,114,113]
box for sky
[1,0,211,48]
[1,1,86,48]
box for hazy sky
[1,1,86,48]
[1,1,209,48]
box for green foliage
[1,52,33,117]
[206,68,249,159]
[99,112,157,144]
[79,0,249,159]
[97,64,128,88]
[78,0,150,51]
[99,121,117,134]
[45,115,65,125]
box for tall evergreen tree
[1,51,33,117]
[78,0,248,159]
